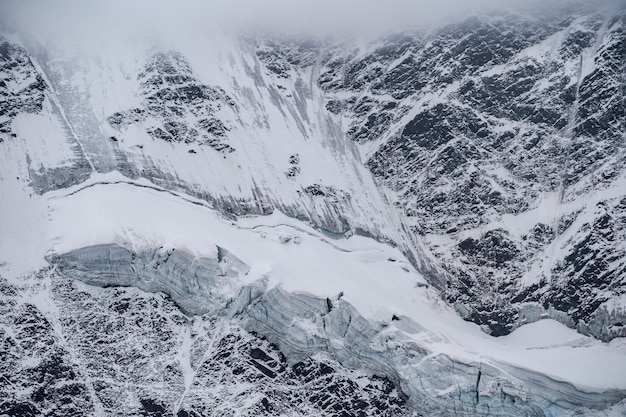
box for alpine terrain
[0,0,625,416]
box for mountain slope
[300,3,626,339]
[1,1,625,416]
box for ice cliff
[48,239,626,416]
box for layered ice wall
[243,288,626,416]
[50,243,249,315]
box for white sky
[1,0,622,45]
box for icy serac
[49,243,250,315]
[1,1,626,416]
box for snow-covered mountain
[311,2,626,341]
[1,0,625,415]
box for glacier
[2,178,624,416]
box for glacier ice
[49,243,626,416]
[50,243,249,316]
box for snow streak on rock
[109,51,236,153]
[286,5,626,339]
[0,40,45,140]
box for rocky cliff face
[265,2,626,339]
[1,1,625,415]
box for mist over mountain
[1,0,625,416]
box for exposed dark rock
[0,40,47,140]
[109,51,235,153]
[297,6,626,338]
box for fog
[0,0,622,48]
